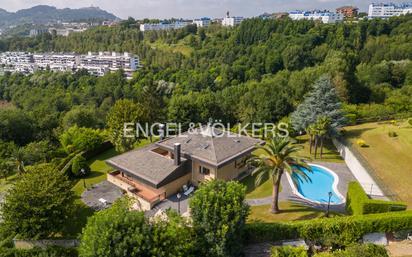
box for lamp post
[80,168,86,189]
[326,191,333,217]
[177,193,182,214]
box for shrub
[356,139,368,147]
[71,155,90,177]
[408,118,412,126]
[271,246,308,257]
[59,126,105,154]
[346,182,407,215]
[312,244,388,257]
[245,211,412,246]
[0,247,78,257]
[388,131,398,137]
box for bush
[0,247,78,257]
[71,155,90,177]
[59,126,105,154]
[313,244,388,257]
[388,131,398,137]
[356,139,368,147]
[190,180,250,257]
[245,211,412,246]
[271,246,307,257]
[408,118,412,126]
[346,182,407,215]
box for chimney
[174,143,181,166]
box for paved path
[246,162,356,213]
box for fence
[333,137,401,201]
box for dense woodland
[0,15,411,158]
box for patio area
[81,181,123,210]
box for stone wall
[13,239,79,249]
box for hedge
[313,244,389,257]
[245,211,412,246]
[271,246,307,257]
[346,182,407,215]
[0,247,78,257]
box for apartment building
[0,52,140,78]
[139,21,190,31]
[368,3,412,18]
[288,10,344,24]
[193,17,211,27]
[222,12,244,26]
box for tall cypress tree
[291,75,346,133]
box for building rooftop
[106,144,189,188]
[156,126,264,167]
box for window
[199,166,210,175]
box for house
[336,6,359,18]
[106,126,263,210]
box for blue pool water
[291,165,344,204]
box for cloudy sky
[0,0,408,19]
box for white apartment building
[0,52,140,78]
[288,11,344,24]
[368,3,412,18]
[139,21,190,31]
[193,17,211,27]
[222,12,244,26]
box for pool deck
[246,161,356,213]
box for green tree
[1,164,75,239]
[79,199,194,257]
[106,99,148,152]
[61,105,102,130]
[71,155,90,177]
[0,159,14,181]
[190,180,250,257]
[247,136,311,213]
[59,126,105,154]
[291,75,346,133]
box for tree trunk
[271,171,283,214]
[320,136,324,159]
[309,134,313,154]
[314,135,318,159]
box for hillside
[0,5,118,29]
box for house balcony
[108,171,166,210]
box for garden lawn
[241,174,272,199]
[294,135,344,163]
[248,201,342,222]
[67,139,152,237]
[344,120,412,206]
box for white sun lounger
[184,186,194,196]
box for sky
[0,0,409,19]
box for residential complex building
[368,3,412,18]
[139,21,190,31]
[0,51,139,78]
[106,126,263,210]
[193,17,211,27]
[336,6,359,18]
[29,28,49,37]
[222,11,244,26]
[288,10,344,24]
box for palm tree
[13,148,26,175]
[248,136,312,214]
[313,117,331,159]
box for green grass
[241,135,343,200]
[248,201,342,222]
[0,173,18,193]
[66,139,153,237]
[241,174,272,199]
[148,40,194,57]
[294,135,344,163]
[344,120,412,206]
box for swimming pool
[288,164,345,205]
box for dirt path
[387,241,412,257]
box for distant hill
[0,5,118,28]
